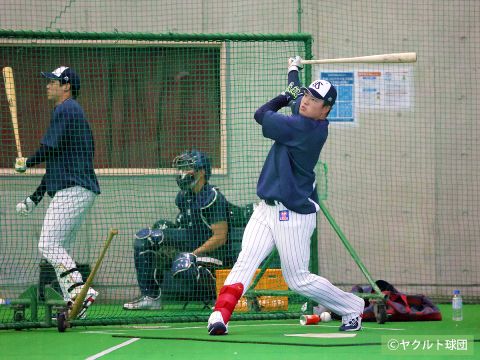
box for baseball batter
[207,56,364,335]
[15,66,100,318]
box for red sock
[214,283,244,323]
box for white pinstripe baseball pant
[38,186,96,300]
[224,200,364,317]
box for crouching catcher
[124,150,233,310]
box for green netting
[0,31,313,329]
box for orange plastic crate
[215,268,289,312]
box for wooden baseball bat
[300,52,417,65]
[68,228,118,320]
[2,67,22,158]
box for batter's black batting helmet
[172,150,212,180]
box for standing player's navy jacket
[254,90,328,214]
[26,98,100,196]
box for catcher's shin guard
[134,234,162,298]
[214,283,244,323]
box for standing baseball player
[14,66,101,318]
[207,56,364,335]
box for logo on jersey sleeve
[279,210,289,221]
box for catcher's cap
[41,66,80,92]
[302,79,336,106]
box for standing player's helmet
[172,150,212,190]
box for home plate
[285,333,357,338]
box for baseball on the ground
[320,312,332,322]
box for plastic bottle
[452,290,463,321]
[0,298,11,305]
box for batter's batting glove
[14,157,27,173]
[16,197,36,216]
[288,56,304,73]
[282,82,302,102]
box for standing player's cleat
[207,311,228,335]
[123,295,162,310]
[339,314,362,331]
[76,287,98,319]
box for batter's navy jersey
[254,96,328,214]
[40,98,100,195]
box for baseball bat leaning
[300,52,417,65]
[2,67,22,158]
[68,228,118,320]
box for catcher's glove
[171,252,199,281]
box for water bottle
[452,290,463,321]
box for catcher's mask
[172,150,211,191]
[175,172,197,191]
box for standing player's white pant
[38,186,96,301]
[224,201,364,317]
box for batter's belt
[264,199,281,206]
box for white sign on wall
[357,68,413,109]
[319,66,414,125]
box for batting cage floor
[0,304,478,360]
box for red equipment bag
[352,280,442,321]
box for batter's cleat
[339,314,362,331]
[76,288,98,319]
[207,311,228,335]
[123,295,162,310]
